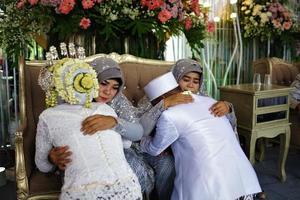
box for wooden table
[219,84,292,182]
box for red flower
[28,0,39,6]
[207,21,215,33]
[58,0,76,15]
[141,0,164,10]
[283,21,292,30]
[16,0,26,8]
[184,17,193,30]
[79,17,91,29]
[82,0,95,9]
[191,1,201,16]
[158,9,172,23]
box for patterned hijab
[171,58,203,92]
[89,57,124,96]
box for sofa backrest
[19,53,173,176]
[253,57,300,86]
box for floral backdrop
[239,0,298,41]
[0,0,213,59]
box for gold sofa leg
[15,131,29,200]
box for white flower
[243,0,253,6]
[253,5,262,16]
[245,10,251,15]
[109,13,118,21]
[241,6,247,11]
[260,13,269,24]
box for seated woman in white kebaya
[35,58,142,200]
[141,72,264,200]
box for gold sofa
[15,53,173,200]
[253,57,300,148]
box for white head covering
[144,72,178,101]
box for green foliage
[0,0,52,58]
[0,0,209,59]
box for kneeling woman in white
[35,58,142,200]
[141,72,262,200]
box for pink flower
[207,21,215,33]
[277,4,284,12]
[158,9,172,23]
[58,0,75,14]
[82,0,95,9]
[170,5,178,18]
[283,21,292,30]
[184,17,193,31]
[28,0,39,5]
[141,0,164,10]
[96,0,102,3]
[272,19,281,29]
[268,5,277,13]
[16,0,26,8]
[79,17,91,29]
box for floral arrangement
[1,0,212,58]
[240,0,296,41]
[0,0,52,58]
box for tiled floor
[254,145,300,200]
[1,145,300,200]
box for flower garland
[45,58,99,108]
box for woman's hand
[209,101,231,117]
[81,114,117,135]
[163,93,193,109]
[49,146,72,171]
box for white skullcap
[144,72,178,101]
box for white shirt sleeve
[140,113,179,156]
[35,116,56,173]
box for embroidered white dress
[35,103,142,200]
[141,95,262,200]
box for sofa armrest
[15,124,29,200]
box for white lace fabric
[35,103,142,200]
[60,177,141,200]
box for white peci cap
[144,72,178,101]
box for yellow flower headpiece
[41,58,99,108]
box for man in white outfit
[140,72,264,200]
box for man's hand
[81,114,117,135]
[164,93,193,109]
[210,101,231,117]
[49,146,72,171]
